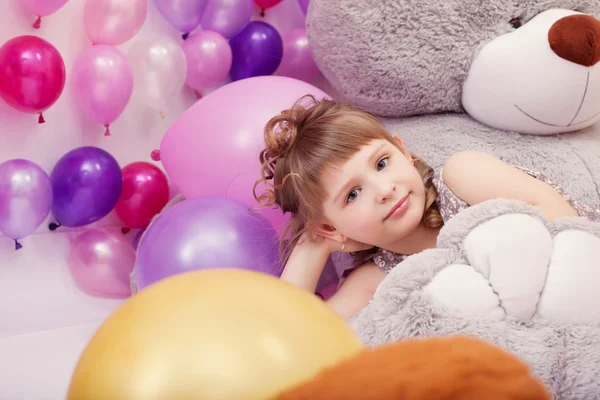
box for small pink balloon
[68,229,136,298]
[71,45,133,135]
[83,0,148,46]
[277,28,320,82]
[182,31,232,91]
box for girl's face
[319,139,426,248]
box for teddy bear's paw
[537,228,600,323]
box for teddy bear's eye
[509,17,522,29]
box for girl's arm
[280,238,331,293]
[442,151,578,221]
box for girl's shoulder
[373,248,409,274]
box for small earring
[341,243,345,251]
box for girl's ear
[313,222,346,244]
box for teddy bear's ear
[274,336,550,400]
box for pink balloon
[182,31,232,91]
[71,45,133,134]
[160,76,329,233]
[0,36,65,119]
[277,28,320,82]
[21,0,68,16]
[83,0,147,46]
[68,229,136,298]
[255,0,282,10]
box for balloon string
[49,222,61,231]
[38,113,45,123]
[14,240,23,251]
[33,16,42,29]
[150,149,161,161]
[182,32,190,40]
[104,124,111,136]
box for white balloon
[128,35,187,112]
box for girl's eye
[377,157,389,171]
[346,188,361,203]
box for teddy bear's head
[307,1,600,135]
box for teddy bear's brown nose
[549,14,600,66]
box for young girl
[253,96,598,320]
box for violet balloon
[71,45,133,135]
[135,196,282,290]
[298,0,309,15]
[69,229,135,298]
[154,0,207,35]
[182,31,232,91]
[229,21,283,82]
[0,36,65,119]
[0,159,52,249]
[159,76,329,233]
[277,28,320,82]
[200,0,254,39]
[83,0,147,46]
[50,146,122,228]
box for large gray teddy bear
[307,1,600,398]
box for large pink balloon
[0,36,65,118]
[83,0,147,46]
[160,76,329,233]
[68,229,135,298]
[71,45,133,135]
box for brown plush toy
[275,336,550,400]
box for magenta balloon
[21,0,69,16]
[69,229,135,298]
[199,0,254,39]
[0,159,52,241]
[71,45,133,127]
[0,35,66,114]
[159,76,329,233]
[182,31,232,91]
[83,0,147,46]
[134,196,282,290]
[277,28,320,82]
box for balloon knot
[38,113,45,123]
[104,124,111,136]
[151,149,161,161]
[121,227,131,234]
[49,222,61,231]
[159,110,166,119]
[194,90,202,99]
[33,16,42,29]
[260,9,265,17]
[15,240,23,251]
[182,32,190,40]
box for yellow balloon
[67,269,363,400]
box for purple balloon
[50,146,122,228]
[200,0,254,39]
[298,0,309,15]
[277,28,320,82]
[135,196,282,290]
[229,21,283,82]
[0,159,52,246]
[153,0,207,34]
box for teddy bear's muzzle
[549,14,600,67]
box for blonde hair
[253,95,443,264]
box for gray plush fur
[350,199,600,399]
[307,0,600,117]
